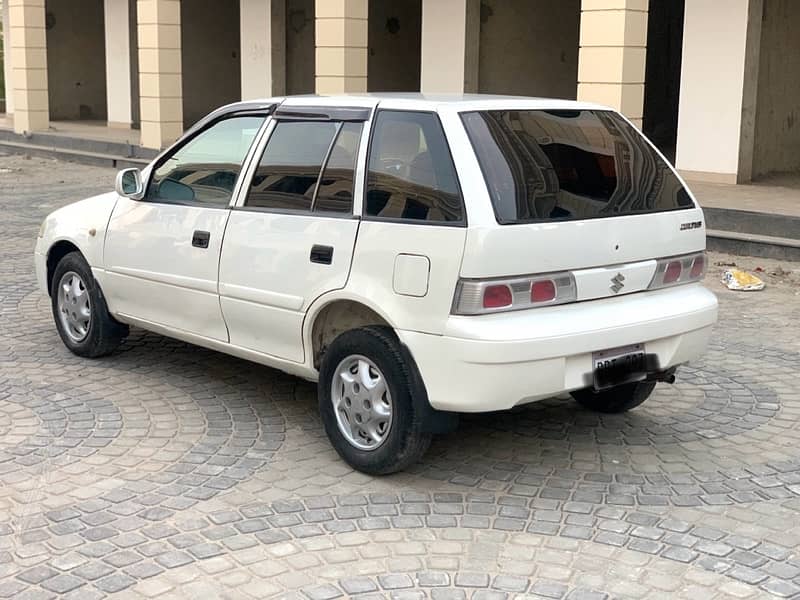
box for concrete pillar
[420,0,479,94]
[9,0,48,133]
[137,0,182,149]
[315,0,367,94]
[104,0,132,128]
[577,0,648,128]
[240,0,285,98]
[675,0,763,184]
[2,0,13,114]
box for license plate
[592,344,647,390]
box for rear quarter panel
[346,221,467,334]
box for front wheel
[50,251,128,358]
[571,380,657,414]
[318,326,432,475]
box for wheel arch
[46,240,84,296]
[305,295,396,370]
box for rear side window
[246,121,338,211]
[315,122,363,214]
[366,110,464,224]
[461,110,694,224]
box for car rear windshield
[461,109,694,224]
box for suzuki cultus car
[36,95,718,474]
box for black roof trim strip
[273,106,371,122]
[186,102,278,136]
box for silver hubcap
[57,271,91,343]
[331,355,393,451]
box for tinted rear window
[461,110,694,224]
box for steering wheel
[377,157,410,177]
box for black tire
[571,380,656,414]
[50,251,128,358]
[318,325,432,475]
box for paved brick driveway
[1,154,800,599]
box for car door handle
[192,230,210,249]
[310,244,334,265]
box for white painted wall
[104,0,131,125]
[420,0,478,93]
[2,0,13,114]
[240,0,285,99]
[675,0,757,180]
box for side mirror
[115,168,144,199]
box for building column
[104,0,132,128]
[315,0,367,94]
[240,0,285,99]
[2,0,14,114]
[577,0,648,128]
[420,0,479,94]
[137,0,182,149]
[675,0,763,184]
[9,0,48,133]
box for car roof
[217,93,613,115]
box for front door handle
[310,244,333,265]
[192,230,210,249]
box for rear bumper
[398,284,718,413]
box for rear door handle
[192,230,210,249]
[310,244,333,265]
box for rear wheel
[51,252,128,357]
[571,380,656,414]
[318,326,432,475]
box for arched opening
[368,0,421,92]
[643,0,686,163]
[45,0,108,121]
[477,0,580,99]
[286,0,315,94]
[181,0,242,128]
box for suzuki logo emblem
[610,273,626,294]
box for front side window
[365,110,464,224]
[461,109,694,224]
[147,116,264,207]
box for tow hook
[648,368,677,384]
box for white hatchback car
[35,94,718,474]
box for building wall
[286,0,314,94]
[478,0,580,99]
[130,0,139,127]
[45,0,107,120]
[675,0,758,181]
[752,0,800,178]
[181,0,241,128]
[368,0,420,92]
[1,0,7,112]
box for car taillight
[531,280,556,302]
[483,285,512,309]
[649,251,706,290]
[690,253,706,279]
[453,272,577,315]
[664,261,682,284]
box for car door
[102,114,267,341]
[218,107,368,362]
